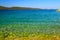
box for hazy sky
[0,0,60,9]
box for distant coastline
[0,6,41,10]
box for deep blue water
[0,10,60,25]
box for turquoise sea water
[0,10,60,35]
[0,10,60,25]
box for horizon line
[0,6,58,9]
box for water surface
[0,10,60,25]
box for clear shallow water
[0,10,60,25]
